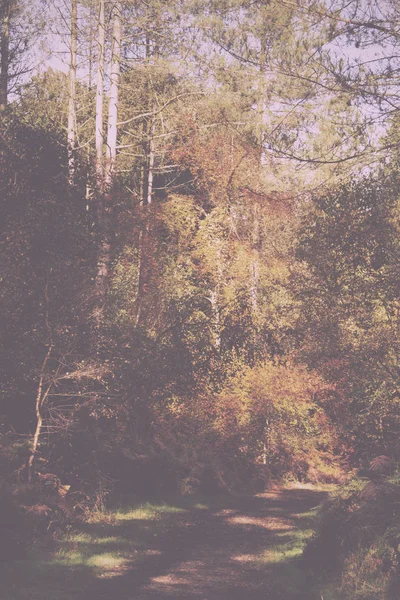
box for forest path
[86,486,327,600]
[2,486,329,600]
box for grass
[114,501,187,521]
[0,496,209,600]
[0,489,328,600]
[0,500,181,600]
[257,504,322,597]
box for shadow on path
[85,487,328,600]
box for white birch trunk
[92,0,107,326]
[135,33,154,324]
[0,0,10,114]
[95,0,105,185]
[105,1,121,183]
[250,202,260,314]
[210,245,223,350]
[93,2,121,326]
[257,18,268,165]
[210,289,221,350]
[146,115,155,205]
[27,275,53,483]
[67,0,77,186]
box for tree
[187,0,400,180]
[213,361,338,483]
[67,0,77,185]
[270,0,400,167]
[0,110,92,481]
[105,1,121,182]
[6,0,394,501]
[0,0,11,113]
[0,0,46,113]
[95,0,105,185]
[295,173,400,458]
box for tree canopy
[0,0,399,509]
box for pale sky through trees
[30,0,393,173]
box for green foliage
[0,113,91,443]
[3,0,400,530]
[4,11,400,600]
[295,174,400,460]
[213,361,341,483]
[306,472,400,600]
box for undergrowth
[304,460,400,600]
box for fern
[369,456,394,475]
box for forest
[1,0,400,599]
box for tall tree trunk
[257,16,268,164]
[253,16,267,313]
[210,244,223,350]
[135,32,155,325]
[93,1,121,327]
[0,0,11,114]
[95,0,105,187]
[133,111,156,326]
[146,114,155,206]
[67,0,77,186]
[105,1,121,182]
[134,224,146,326]
[93,0,107,326]
[27,274,53,483]
[88,0,94,91]
[250,202,260,314]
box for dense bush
[304,462,400,599]
[213,361,343,484]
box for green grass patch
[0,497,192,600]
[257,504,322,598]
[114,501,187,522]
[260,513,317,566]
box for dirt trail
[88,486,328,600]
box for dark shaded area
[303,471,400,600]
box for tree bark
[135,117,155,324]
[257,13,268,164]
[93,2,122,327]
[146,115,155,205]
[250,202,260,314]
[67,0,78,186]
[27,274,53,483]
[92,0,107,327]
[88,0,94,91]
[134,225,146,326]
[0,0,11,114]
[210,244,222,350]
[135,32,155,325]
[95,0,105,186]
[105,1,121,182]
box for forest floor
[1,485,331,600]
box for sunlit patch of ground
[0,488,330,600]
[231,553,258,562]
[227,513,293,530]
[114,502,187,521]
[0,500,189,599]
